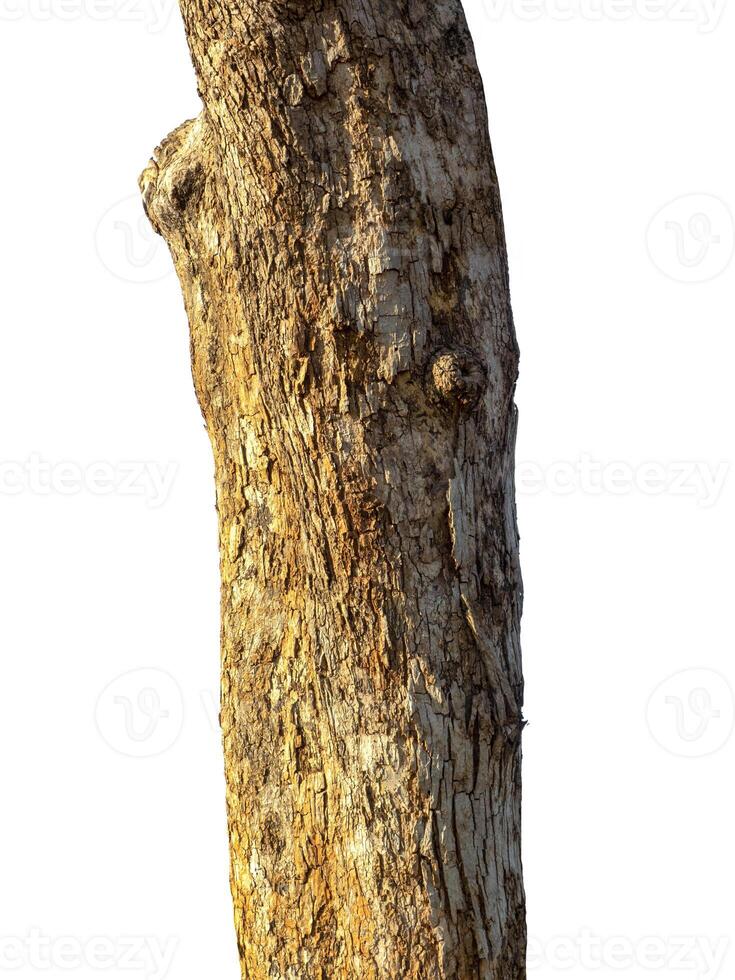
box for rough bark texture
[140,2,525,977]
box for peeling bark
[140,2,525,976]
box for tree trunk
[140,2,525,976]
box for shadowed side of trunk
[141,2,525,976]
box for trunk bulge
[140,2,525,977]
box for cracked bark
[140,1,525,976]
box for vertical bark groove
[141,2,525,976]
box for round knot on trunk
[139,116,208,238]
[430,347,487,411]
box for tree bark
[140,2,525,977]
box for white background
[1,1,733,978]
